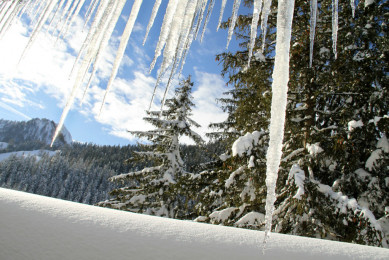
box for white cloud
[0,13,229,145]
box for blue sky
[0,1,248,145]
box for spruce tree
[196,0,387,247]
[98,76,204,219]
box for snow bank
[0,142,8,149]
[0,188,388,260]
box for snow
[365,0,374,7]
[0,150,58,162]
[365,135,388,171]
[306,142,324,156]
[1,188,388,259]
[0,142,8,149]
[232,130,263,157]
[377,134,389,153]
[209,207,237,223]
[348,119,364,131]
[316,182,383,233]
[288,164,305,200]
[236,212,265,227]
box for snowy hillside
[0,118,72,146]
[0,150,58,162]
[0,188,387,260]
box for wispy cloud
[0,13,228,145]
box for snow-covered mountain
[0,188,388,260]
[0,118,72,147]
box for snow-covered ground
[0,150,58,162]
[0,188,387,260]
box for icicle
[19,0,59,65]
[0,0,23,38]
[332,0,338,59]
[216,0,227,31]
[159,0,188,74]
[200,0,215,43]
[193,0,207,41]
[30,0,47,27]
[62,0,87,38]
[309,0,317,67]
[226,0,241,49]
[52,0,117,146]
[143,0,162,45]
[175,0,198,70]
[263,0,295,248]
[350,0,355,18]
[47,0,66,33]
[260,0,273,52]
[0,0,17,28]
[56,0,81,41]
[84,0,100,30]
[100,0,143,114]
[17,0,32,19]
[80,0,127,105]
[149,0,179,73]
[70,0,110,78]
[248,0,263,67]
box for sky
[0,0,248,146]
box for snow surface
[0,188,388,260]
[0,142,8,149]
[0,150,58,162]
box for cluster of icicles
[0,0,357,247]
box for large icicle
[248,0,263,67]
[309,0,317,67]
[100,0,143,114]
[51,0,117,147]
[143,0,162,45]
[160,0,188,73]
[149,0,179,73]
[216,0,227,31]
[332,0,338,59]
[260,0,273,52]
[226,0,241,49]
[263,0,295,247]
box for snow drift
[0,188,388,260]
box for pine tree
[196,0,387,247]
[98,76,204,219]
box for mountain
[0,118,72,147]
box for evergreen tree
[98,76,204,219]
[196,0,387,247]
